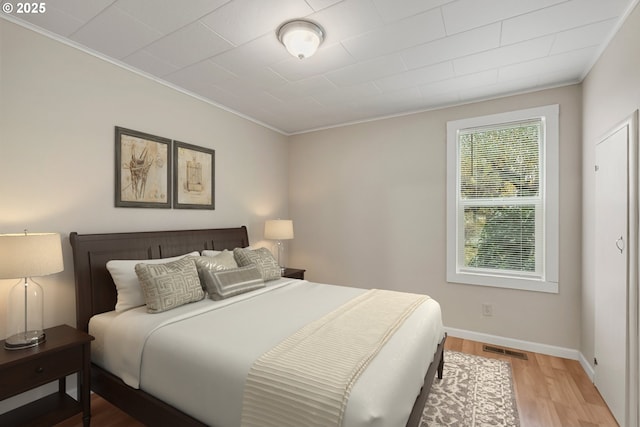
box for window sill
[447,272,558,293]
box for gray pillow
[193,252,239,290]
[106,251,200,312]
[201,265,265,300]
[135,257,204,313]
[197,250,238,269]
[233,247,281,281]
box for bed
[70,226,446,427]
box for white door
[595,124,629,427]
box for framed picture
[173,141,215,210]
[115,127,172,208]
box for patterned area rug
[421,351,520,427]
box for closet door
[594,117,635,427]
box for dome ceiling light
[277,20,325,60]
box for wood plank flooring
[55,336,618,427]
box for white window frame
[446,105,559,293]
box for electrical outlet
[482,304,493,317]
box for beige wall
[0,20,290,340]
[289,85,583,349]
[582,3,640,367]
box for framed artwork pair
[114,126,215,210]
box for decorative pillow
[134,257,204,313]
[106,251,199,312]
[201,265,265,301]
[202,246,254,257]
[233,247,281,281]
[201,250,221,257]
[192,251,238,291]
[195,250,238,271]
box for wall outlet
[482,304,493,317]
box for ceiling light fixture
[277,20,325,60]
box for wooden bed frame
[70,226,445,427]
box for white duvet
[90,279,444,427]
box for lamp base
[4,330,46,350]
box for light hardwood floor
[446,337,618,427]
[55,336,618,427]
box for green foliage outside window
[465,206,536,271]
[460,122,540,273]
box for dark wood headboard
[69,226,249,332]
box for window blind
[458,119,542,276]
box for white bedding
[89,278,444,427]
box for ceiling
[3,0,636,134]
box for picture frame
[115,127,172,208]
[173,140,215,210]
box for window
[446,105,559,293]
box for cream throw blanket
[241,289,429,427]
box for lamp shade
[277,20,324,59]
[0,232,63,279]
[264,220,294,240]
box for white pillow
[106,251,200,312]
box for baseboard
[578,352,596,381]
[444,327,595,380]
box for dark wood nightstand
[0,325,94,427]
[282,268,306,279]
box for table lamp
[264,220,294,272]
[0,231,63,350]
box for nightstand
[0,325,94,427]
[282,267,306,279]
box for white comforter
[90,279,444,427]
